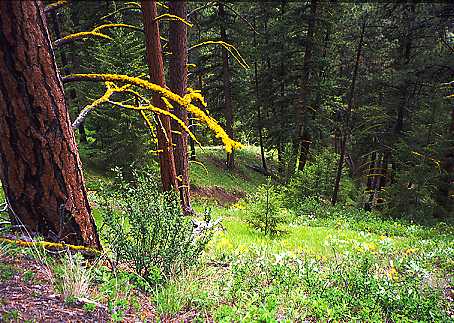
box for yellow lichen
[54,31,112,47]
[92,23,143,33]
[0,237,101,255]
[108,99,199,146]
[75,82,131,121]
[45,0,68,12]
[189,40,249,69]
[155,14,193,28]
[65,73,243,153]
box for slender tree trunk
[168,0,192,214]
[219,2,235,169]
[331,15,366,206]
[141,0,178,191]
[253,16,268,174]
[389,2,416,184]
[0,0,100,248]
[296,0,318,172]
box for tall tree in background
[0,0,100,248]
[168,0,192,214]
[331,14,366,206]
[219,2,235,169]
[141,0,178,191]
[295,0,318,172]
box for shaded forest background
[53,1,453,219]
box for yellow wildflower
[404,248,418,255]
[365,242,377,253]
[387,267,398,281]
[217,237,234,251]
[237,244,249,254]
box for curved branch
[54,24,143,48]
[44,0,68,13]
[188,1,216,17]
[54,31,112,48]
[63,73,243,152]
[155,14,193,27]
[221,2,260,34]
[189,40,249,69]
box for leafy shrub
[244,178,289,235]
[219,250,450,321]
[380,141,445,219]
[99,169,212,285]
[286,147,339,203]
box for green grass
[190,146,270,194]
[8,144,446,321]
[153,203,453,321]
[199,203,452,260]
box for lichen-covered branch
[54,23,141,48]
[72,82,131,129]
[54,31,112,48]
[44,0,68,13]
[63,73,243,153]
[155,14,193,27]
[189,40,249,69]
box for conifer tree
[0,0,100,248]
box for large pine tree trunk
[141,0,178,191]
[168,0,192,214]
[219,2,235,170]
[0,0,100,248]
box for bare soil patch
[191,185,246,205]
[0,254,109,322]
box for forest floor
[0,146,453,322]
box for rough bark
[141,0,178,191]
[0,1,100,248]
[168,0,192,214]
[219,2,235,170]
[296,0,318,172]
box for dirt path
[0,251,212,322]
[0,254,109,322]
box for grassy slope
[1,146,450,321]
[188,146,445,258]
[175,146,453,321]
[190,146,268,194]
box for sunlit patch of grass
[205,212,400,259]
[200,203,452,268]
[190,146,269,194]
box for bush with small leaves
[99,168,212,286]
